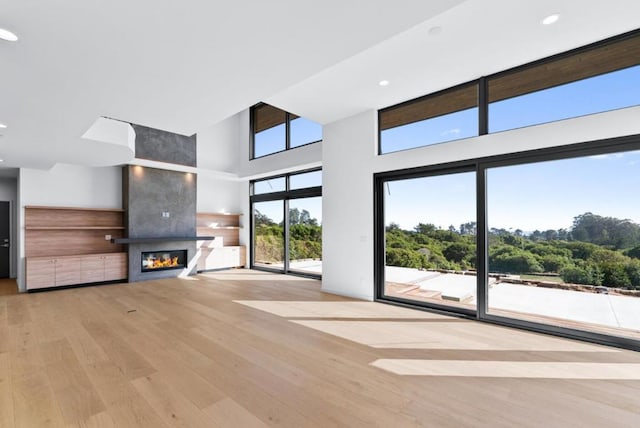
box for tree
[414,223,436,235]
[386,248,427,269]
[387,222,401,232]
[489,246,543,274]
[254,209,274,226]
[625,245,640,259]
[460,222,477,236]
[561,263,603,286]
[600,262,631,287]
[544,229,558,241]
[570,212,640,249]
[289,208,300,225]
[443,242,475,264]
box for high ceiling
[0,0,638,170]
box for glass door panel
[383,172,477,311]
[288,197,322,275]
[486,151,640,340]
[253,200,284,270]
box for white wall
[20,164,122,208]
[0,178,18,278]
[237,110,322,179]
[197,174,242,216]
[322,110,377,299]
[197,113,241,173]
[321,106,640,301]
[17,164,122,291]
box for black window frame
[378,28,640,155]
[250,103,323,160]
[250,168,322,279]
[374,134,640,352]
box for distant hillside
[385,212,640,290]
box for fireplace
[141,250,187,272]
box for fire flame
[145,255,179,269]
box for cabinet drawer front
[103,253,127,263]
[55,257,83,286]
[26,258,56,289]
[82,269,105,283]
[82,256,104,270]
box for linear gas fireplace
[141,250,187,272]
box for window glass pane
[380,84,478,154]
[253,104,286,158]
[289,197,322,275]
[381,108,478,153]
[489,65,640,133]
[290,116,322,148]
[487,150,640,340]
[290,170,322,190]
[253,177,286,195]
[253,200,284,269]
[383,172,477,310]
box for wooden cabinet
[104,253,128,281]
[27,253,127,290]
[25,206,128,290]
[54,256,84,286]
[81,253,127,283]
[197,247,247,271]
[25,258,56,290]
[196,213,246,271]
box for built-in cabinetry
[25,206,128,290]
[196,212,246,271]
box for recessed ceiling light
[0,123,6,129]
[0,27,18,42]
[428,26,443,36]
[542,14,560,25]
[379,80,390,87]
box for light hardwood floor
[0,278,18,296]
[1,269,639,427]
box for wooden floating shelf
[26,226,126,230]
[25,205,124,212]
[112,236,217,244]
[198,212,243,216]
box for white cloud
[440,128,461,137]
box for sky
[385,151,640,232]
[252,65,640,233]
[254,117,322,158]
[253,171,323,225]
[380,65,640,154]
[384,65,640,232]
[254,196,322,226]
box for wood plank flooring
[0,279,18,297]
[0,269,639,427]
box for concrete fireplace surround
[123,165,197,282]
[132,124,197,167]
[122,125,198,282]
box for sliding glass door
[381,169,477,313]
[289,197,322,276]
[253,200,285,270]
[251,169,322,278]
[485,151,640,341]
[376,138,640,350]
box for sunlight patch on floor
[371,359,640,379]
[234,300,447,319]
[289,320,617,352]
[201,272,316,282]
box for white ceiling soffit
[79,117,136,166]
[268,0,640,124]
[0,0,465,169]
